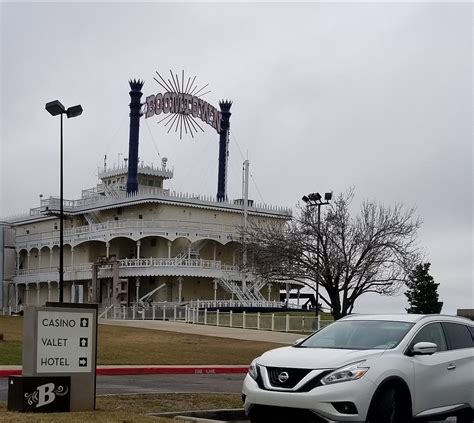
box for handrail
[15,258,238,276]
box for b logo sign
[25,382,69,409]
[8,376,71,412]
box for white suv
[242,314,474,423]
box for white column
[25,284,30,305]
[27,252,31,270]
[167,241,172,259]
[47,282,51,302]
[15,284,19,306]
[285,282,290,305]
[38,251,42,270]
[106,241,110,258]
[178,277,183,301]
[71,247,75,267]
[135,278,140,303]
[267,283,272,301]
[36,283,40,305]
[136,241,141,259]
[187,245,191,259]
[213,279,218,301]
[297,288,300,307]
[16,252,20,271]
[50,250,53,268]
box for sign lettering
[36,311,93,373]
[146,92,222,133]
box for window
[442,323,473,350]
[410,323,447,352]
[299,320,414,350]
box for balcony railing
[15,218,240,246]
[19,187,292,220]
[15,258,238,277]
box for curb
[151,408,247,423]
[0,365,249,378]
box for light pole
[45,100,83,303]
[302,192,332,319]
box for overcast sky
[1,2,472,314]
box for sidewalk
[99,319,303,345]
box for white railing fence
[99,304,332,334]
[1,305,24,316]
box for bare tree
[242,190,422,320]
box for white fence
[100,305,333,334]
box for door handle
[447,363,456,370]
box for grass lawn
[0,316,281,365]
[0,393,243,422]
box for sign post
[11,303,98,412]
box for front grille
[266,367,312,388]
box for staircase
[174,240,209,263]
[84,213,100,225]
[248,278,267,301]
[217,274,265,303]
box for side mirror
[294,338,304,346]
[412,341,437,355]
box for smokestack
[217,100,232,202]
[126,79,144,194]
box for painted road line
[0,365,249,378]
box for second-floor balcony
[13,257,241,284]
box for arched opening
[138,235,171,258]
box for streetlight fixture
[45,100,83,303]
[302,191,333,320]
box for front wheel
[456,408,474,423]
[366,387,411,423]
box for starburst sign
[145,70,222,139]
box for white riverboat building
[0,78,298,316]
[0,158,292,313]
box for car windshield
[298,320,415,350]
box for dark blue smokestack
[217,100,232,202]
[126,79,144,195]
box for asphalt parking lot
[0,374,459,422]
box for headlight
[321,361,369,385]
[248,359,259,380]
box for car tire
[456,408,474,423]
[366,387,411,423]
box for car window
[410,323,447,352]
[442,323,473,350]
[299,320,414,350]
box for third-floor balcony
[15,218,241,249]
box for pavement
[0,319,299,378]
